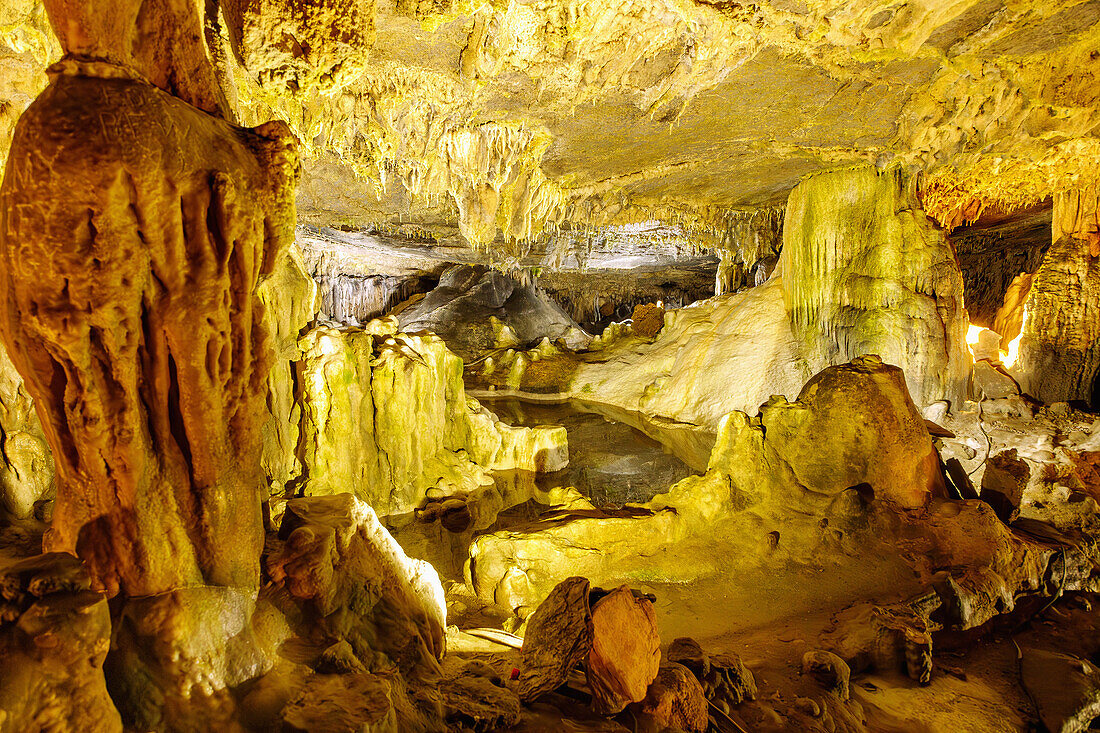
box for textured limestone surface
[267,493,447,669]
[298,320,567,516]
[586,585,661,714]
[470,353,1092,651]
[780,165,969,408]
[257,248,322,495]
[0,61,298,597]
[566,165,967,426]
[6,0,1093,255]
[1015,211,1100,405]
[0,553,121,733]
[0,344,52,519]
[397,264,590,359]
[227,0,1100,250]
[570,278,808,428]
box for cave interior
[2,1,1100,731]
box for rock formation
[0,58,297,598]
[1,1,1099,732]
[0,344,52,519]
[564,165,967,427]
[1015,195,1100,405]
[780,166,969,408]
[298,319,567,515]
[0,1,299,726]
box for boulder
[398,265,590,359]
[440,658,522,731]
[704,652,758,707]
[516,577,593,702]
[980,449,1030,523]
[1021,649,1100,733]
[0,554,121,733]
[801,650,850,701]
[266,494,447,673]
[634,663,709,732]
[630,303,665,339]
[667,637,710,679]
[973,360,1020,400]
[710,355,945,510]
[586,586,661,714]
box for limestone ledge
[298,318,568,517]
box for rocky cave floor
[5,314,1100,732]
[431,391,1100,732]
[5,259,1100,731]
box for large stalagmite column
[1014,186,1100,404]
[0,2,299,727]
[0,62,297,596]
[0,0,297,599]
[779,165,969,408]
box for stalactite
[778,165,968,407]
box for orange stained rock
[0,59,298,596]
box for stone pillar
[778,165,969,408]
[0,59,297,598]
[0,2,298,728]
[1014,189,1100,404]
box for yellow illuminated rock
[1,1,1100,731]
[298,321,567,515]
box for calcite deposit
[2,0,1100,731]
[297,319,567,515]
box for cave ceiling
[3,0,1100,252]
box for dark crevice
[166,351,194,485]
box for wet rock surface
[398,266,590,360]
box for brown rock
[517,576,593,702]
[706,651,758,706]
[586,585,661,714]
[945,457,979,500]
[634,663,709,732]
[667,636,710,679]
[281,673,397,733]
[0,554,121,733]
[441,659,522,731]
[981,449,1030,523]
[1,36,297,603]
[802,650,850,701]
[746,355,945,509]
[1015,232,1100,404]
[1021,648,1100,733]
[631,303,665,339]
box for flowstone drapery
[0,61,298,597]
